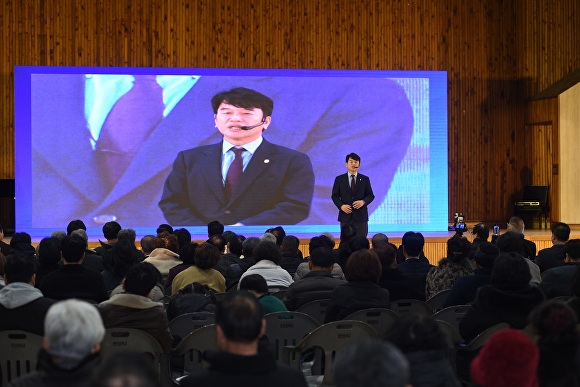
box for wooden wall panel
[0,0,579,228]
[559,84,580,223]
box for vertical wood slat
[0,0,578,224]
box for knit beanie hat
[474,243,500,269]
[471,329,539,387]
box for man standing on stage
[331,153,375,237]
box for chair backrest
[264,311,320,362]
[282,321,380,386]
[168,312,216,344]
[101,328,168,385]
[432,304,471,330]
[296,299,331,325]
[436,320,464,348]
[433,305,471,329]
[0,330,43,386]
[170,324,218,381]
[458,323,510,351]
[343,308,399,338]
[389,299,433,317]
[426,289,451,312]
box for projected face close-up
[15,67,448,237]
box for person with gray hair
[334,339,411,387]
[140,235,157,257]
[9,299,105,387]
[259,232,277,244]
[117,228,146,261]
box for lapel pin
[264,159,270,163]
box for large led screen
[15,67,448,237]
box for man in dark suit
[160,87,314,225]
[535,221,570,273]
[331,153,375,237]
[539,239,580,298]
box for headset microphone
[240,117,267,131]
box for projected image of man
[159,87,315,226]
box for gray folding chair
[432,304,471,330]
[389,299,433,317]
[168,312,215,344]
[264,311,320,362]
[0,330,43,386]
[170,324,218,384]
[296,299,331,325]
[426,289,451,312]
[282,321,380,386]
[343,308,399,338]
[101,328,170,387]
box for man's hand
[352,200,365,209]
[340,204,352,214]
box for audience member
[444,242,499,307]
[507,216,537,259]
[540,239,580,298]
[266,226,287,247]
[371,232,397,251]
[334,339,411,387]
[0,252,4,288]
[459,252,545,343]
[140,235,157,257]
[143,231,182,275]
[173,227,192,250]
[334,224,357,268]
[118,228,146,261]
[470,329,539,387]
[66,219,86,235]
[0,224,10,256]
[172,243,226,294]
[35,237,62,286]
[213,233,243,283]
[238,241,293,289]
[165,242,199,289]
[102,238,140,292]
[386,315,460,387]
[496,231,541,285]
[71,229,105,273]
[9,299,105,387]
[284,247,346,310]
[239,274,287,314]
[530,300,580,386]
[259,232,277,244]
[535,221,570,272]
[156,223,173,235]
[92,351,161,387]
[375,245,426,301]
[325,249,389,322]
[0,254,56,335]
[7,232,36,258]
[50,230,66,240]
[397,231,433,276]
[207,220,224,237]
[469,223,489,258]
[98,262,172,352]
[294,235,345,281]
[95,221,122,256]
[425,234,473,299]
[279,235,303,277]
[180,292,308,387]
[39,234,108,302]
[223,236,261,290]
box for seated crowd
[0,217,579,386]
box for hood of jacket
[0,282,44,309]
